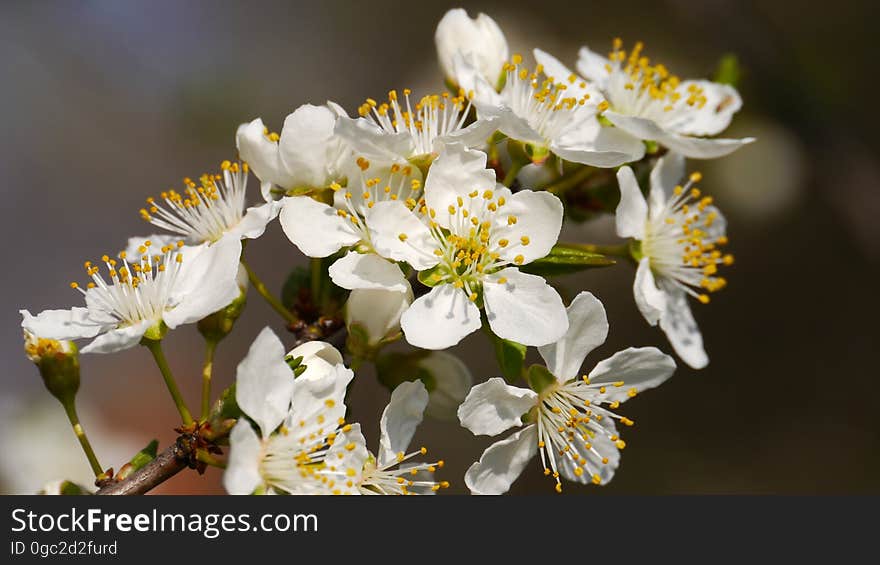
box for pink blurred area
[1,0,878,494]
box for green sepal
[141,321,168,343]
[527,364,556,394]
[209,383,241,424]
[197,290,246,343]
[520,243,615,277]
[417,265,446,287]
[713,54,741,88]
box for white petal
[538,291,608,381]
[277,104,341,189]
[235,327,294,438]
[457,378,537,436]
[658,286,708,369]
[482,268,568,346]
[79,320,151,354]
[420,352,474,421]
[20,307,104,341]
[576,45,612,90]
[614,166,648,239]
[401,284,481,349]
[366,200,439,271]
[606,111,755,159]
[661,133,756,160]
[227,201,279,241]
[328,251,408,292]
[533,48,594,100]
[163,236,242,329]
[588,346,676,402]
[633,258,667,326]
[552,119,645,167]
[464,425,537,495]
[279,196,361,258]
[223,420,264,495]
[648,152,685,214]
[436,116,497,152]
[378,380,429,467]
[124,234,181,258]
[424,144,496,230]
[236,118,293,189]
[492,190,563,265]
[475,103,544,146]
[669,81,743,137]
[334,115,414,162]
[346,286,412,346]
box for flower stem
[310,257,324,308]
[545,165,597,194]
[200,338,218,421]
[241,258,298,325]
[61,400,103,477]
[196,450,227,469]
[143,339,193,426]
[502,160,525,187]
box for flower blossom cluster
[20,7,751,495]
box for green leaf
[487,330,527,383]
[128,440,159,472]
[113,439,159,482]
[417,264,446,287]
[714,54,741,88]
[527,364,556,394]
[520,243,615,277]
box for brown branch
[96,441,187,495]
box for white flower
[576,39,754,158]
[138,160,278,245]
[466,53,642,167]
[279,150,427,301]
[345,283,413,347]
[615,154,732,369]
[322,381,449,495]
[367,143,568,349]
[224,327,353,495]
[458,292,676,494]
[335,89,497,166]
[21,236,242,354]
[236,102,348,199]
[435,8,508,91]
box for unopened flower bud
[435,8,508,90]
[23,327,80,404]
[345,284,413,355]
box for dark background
[1,0,877,494]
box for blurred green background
[1,0,877,494]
